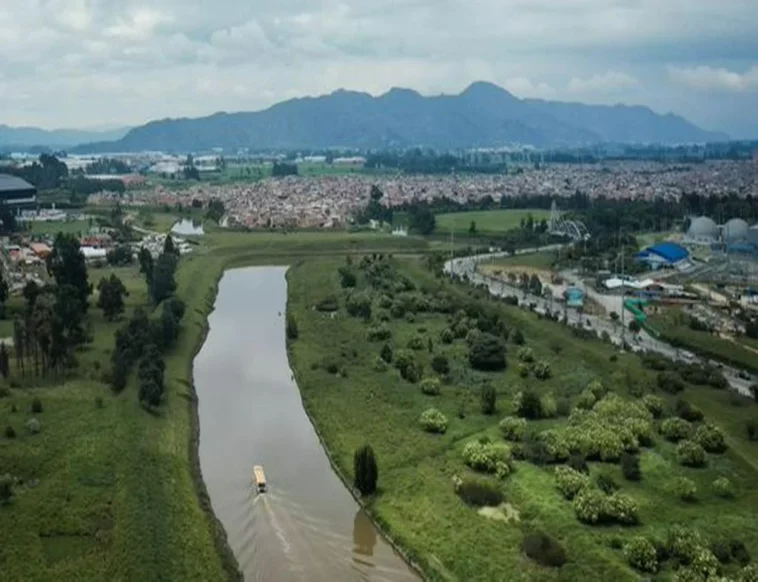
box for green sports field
[435,209,550,235]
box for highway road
[445,249,756,397]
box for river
[194,267,418,582]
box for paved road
[445,250,756,396]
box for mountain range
[37,82,734,153]
[0,125,130,150]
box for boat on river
[253,465,267,493]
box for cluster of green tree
[0,203,18,235]
[355,185,393,225]
[84,157,131,175]
[67,175,125,203]
[9,234,93,379]
[364,150,507,174]
[271,162,298,177]
[205,198,225,223]
[7,154,68,189]
[183,155,200,181]
[110,238,185,407]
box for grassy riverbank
[286,256,758,581]
[0,230,435,580]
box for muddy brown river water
[194,267,419,581]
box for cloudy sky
[1,0,757,137]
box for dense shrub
[353,444,378,496]
[667,526,704,563]
[373,356,388,372]
[374,309,391,322]
[588,380,608,401]
[540,393,558,418]
[576,389,596,410]
[533,361,551,380]
[658,371,685,394]
[642,394,666,418]
[455,477,503,507]
[694,423,727,453]
[624,537,659,573]
[522,531,567,568]
[621,453,642,481]
[468,333,506,371]
[675,399,704,422]
[366,325,392,342]
[510,328,525,345]
[315,296,339,312]
[420,377,441,396]
[31,398,43,414]
[517,389,543,419]
[286,313,299,340]
[4,425,15,439]
[25,418,40,434]
[516,346,534,363]
[748,420,758,442]
[345,292,372,319]
[499,416,527,441]
[0,474,13,505]
[379,343,393,363]
[713,477,734,498]
[394,350,422,383]
[573,487,608,524]
[661,417,692,442]
[407,336,425,351]
[538,430,570,462]
[556,398,572,417]
[440,328,454,344]
[453,320,470,339]
[465,328,482,346]
[554,465,589,500]
[607,493,639,525]
[675,477,698,501]
[596,472,619,495]
[462,441,512,474]
[480,383,497,415]
[419,408,448,433]
[730,540,751,567]
[431,354,449,375]
[677,440,707,468]
[518,363,530,378]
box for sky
[1,0,757,138]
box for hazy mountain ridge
[0,125,131,149]
[75,82,727,153]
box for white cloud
[668,65,758,93]
[0,0,756,135]
[567,71,640,93]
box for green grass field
[435,209,550,236]
[287,257,758,581]
[491,251,558,271]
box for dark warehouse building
[0,173,37,214]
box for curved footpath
[445,250,757,396]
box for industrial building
[636,242,690,270]
[0,174,37,214]
[685,216,720,245]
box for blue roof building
[564,286,585,308]
[636,242,689,269]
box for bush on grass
[516,346,534,363]
[31,397,42,413]
[25,418,40,434]
[419,408,448,434]
[554,465,589,500]
[480,383,496,415]
[675,399,704,422]
[621,453,642,481]
[353,445,378,496]
[431,354,449,375]
[373,356,388,372]
[455,477,503,507]
[440,328,454,344]
[462,441,512,475]
[499,416,527,441]
[420,377,441,396]
[567,454,589,474]
[713,477,734,499]
[379,343,393,363]
[573,487,608,524]
[658,371,685,394]
[0,474,13,505]
[588,380,608,400]
[366,325,392,342]
[407,336,424,351]
[576,389,596,410]
[674,477,698,502]
[694,423,727,453]
[468,333,506,371]
[642,394,666,418]
[516,389,542,419]
[747,420,758,442]
[661,417,692,442]
[4,425,15,439]
[522,531,567,568]
[677,440,707,468]
[624,537,659,573]
[537,430,570,463]
[540,393,558,418]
